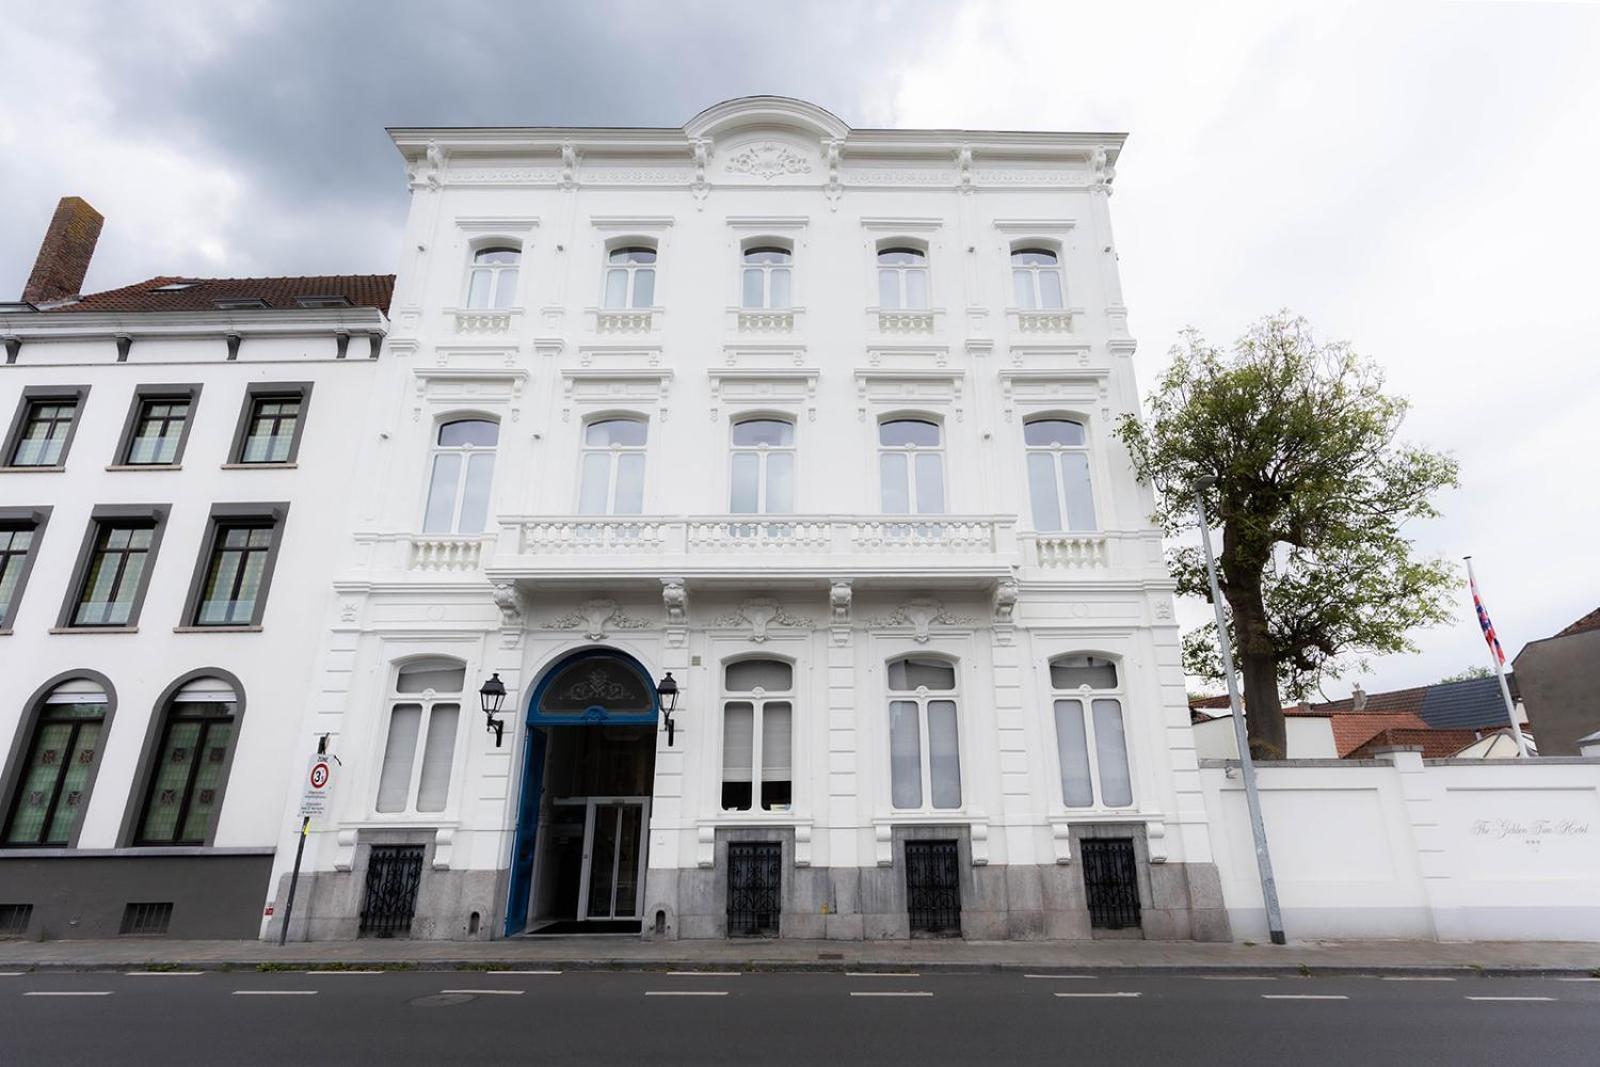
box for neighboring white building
[0,196,391,939]
[267,97,1230,943]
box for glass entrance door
[578,798,649,921]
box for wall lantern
[656,672,680,746]
[479,672,508,747]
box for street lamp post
[1194,476,1286,946]
[656,672,679,746]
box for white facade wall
[0,313,384,937]
[1200,753,1600,941]
[271,98,1227,942]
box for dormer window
[152,282,199,292]
[466,247,521,310]
[294,295,351,309]
[1011,247,1064,310]
[604,246,657,309]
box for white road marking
[1024,974,1097,980]
[645,990,730,996]
[1053,991,1142,999]
[1466,996,1554,1002]
[1198,975,1277,981]
[1262,994,1349,1000]
[488,970,562,975]
[124,971,203,976]
[1381,976,1456,982]
[232,989,318,996]
[851,991,934,997]
[667,971,740,976]
[846,971,921,978]
[1556,977,1600,982]
[307,970,386,975]
[442,989,525,995]
[23,991,111,997]
[0,972,27,976]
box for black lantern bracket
[479,672,508,747]
[656,672,679,746]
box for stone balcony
[726,306,805,335]
[585,306,663,335]
[488,514,1019,582]
[1005,306,1083,336]
[446,306,522,336]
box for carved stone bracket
[992,575,1019,646]
[829,579,853,646]
[547,597,651,641]
[493,583,529,649]
[662,578,688,648]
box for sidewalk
[3,935,1598,976]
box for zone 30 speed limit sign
[299,754,335,819]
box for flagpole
[1464,556,1530,758]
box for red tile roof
[1321,712,1430,757]
[1556,607,1600,639]
[45,275,394,314]
[1346,727,1488,760]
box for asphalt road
[3,968,1597,1066]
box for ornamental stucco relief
[724,141,814,180]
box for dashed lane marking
[441,989,525,995]
[1381,976,1456,982]
[23,991,112,997]
[1466,996,1555,1002]
[846,972,921,977]
[232,990,318,996]
[306,970,386,975]
[645,990,730,996]
[124,971,203,976]
[1023,974,1098,980]
[851,991,934,997]
[1262,994,1349,1000]
[1197,976,1277,981]
[667,971,741,976]
[488,970,562,975]
[1053,992,1142,999]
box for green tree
[1438,665,1492,683]
[1117,313,1459,758]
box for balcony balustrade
[448,307,521,335]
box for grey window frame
[179,502,291,629]
[2,385,90,470]
[227,382,313,466]
[112,383,202,468]
[0,669,119,850]
[56,504,171,631]
[0,506,50,632]
[119,667,246,848]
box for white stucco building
[267,97,1230,943]
[0,196,391,939]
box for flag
[1469,570,1506,666]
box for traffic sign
[298,754,335,819]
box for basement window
[120,901,173,936]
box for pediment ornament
[725,142,813,180]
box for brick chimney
[22,196,104,306]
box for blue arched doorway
[505,648,659,935]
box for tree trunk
[1221,527,1287,760]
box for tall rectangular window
[4,388,87,468]
[720,659,794,812]
[886,657,961,811]
[119,387,200,467]
[375,660,465,815]
[71,523,155,627]
[0,509,49,629]
[183,505,289,629]
[878,419,945,515]
[577,418,647,515]
[1050,655,1133,809]
[729,418,794,514]
[230,384,312,465]
[135,682,238,846]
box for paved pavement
[3,968,1598,1065]
[2,934,1598,975]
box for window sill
[0,464,66,473]
[49,625,139,635]
[106,463,182,472]
[221,462,298,470]
[172,624,263,633]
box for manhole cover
[408,993,475,1008]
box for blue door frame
[503,649,660,936]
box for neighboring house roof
[1317,712,1431,757]
[42,275,395,314]
[1296,676,1518,731]
[1555,607,1600,639]
[1346,727,1488,760]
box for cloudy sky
[4,0,1596,698]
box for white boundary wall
[1200,751,1600,941]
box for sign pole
[277,735,330,946]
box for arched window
[886,656,961,810]
[423,418,499,534]
[741,245,793,309]
[877,246,928,309]
[466,246,520,309]
[578,417,648,515]
[376,659,465,815]
[134,676,239,845]
[729,417,794,514]
[1050,655,1132,808]
[878,418,945,514]
[720,659,794,812]
[1011,247,1064,310]
[603,245,657,309]
[1024,417,1096,532]
[2,677,109,846]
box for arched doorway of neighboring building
[505,647,659,935]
